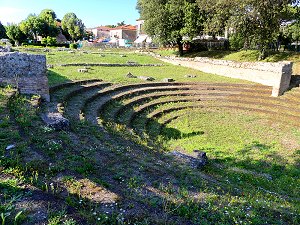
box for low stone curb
[59,63,164,67]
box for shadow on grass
[289,75,300,89]
[160,127,204,140]
[47,70,72,86]
[6,115,299,224]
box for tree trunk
[259,47,267,60]
[177,38,183,56]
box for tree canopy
[5,24,26,46]
[196,0,295,58]
[0,21,6,39]
[138,0,300,58]
[137,0,205,55]
[19,14,43,41]
[38,9,59,38]
[61,13,85,41]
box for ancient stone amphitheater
[47,79,300,139]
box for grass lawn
[43,50,253,86]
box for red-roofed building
[109,25,137,43]
[91,26,112,39]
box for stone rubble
[138,76,155,81]
[41,112,70,131]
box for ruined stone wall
[160,56,293,97]
[0,52,49,101]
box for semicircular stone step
[113,90,239,122]
[81,83,203,124]
[108,83,275,125]
[83,81,273,117]
[128,97,208,129]
[49,79,103,94]
[60,82,113,118]
[128,95,300,135]
[144,102,300,132]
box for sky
[0,0,140,28]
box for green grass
[44,51,252,86]
[48,64,251,86]
[46,51,162,65]
[152,107,300,223]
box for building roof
[93,26,112,31]
[110,25,137,31]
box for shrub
[69,43,77,49]
[41,36,57,47]
[229,33,244,50]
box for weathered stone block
[78,68,89,73]
[126,72,137,78]
[160,57,293,96]
[162,78,175,82]
[138,76,155,81]
[0,46,11,52]
[194,150,208,169]
[0,52,49,101]
[185,74,197,78]
[41,112,70,131]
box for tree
[117,21,126,26]
[105,25,116,28]
[5,24,26,46]
[38,9,59,37]
[196,0,235,36]
[61,13,85,41]
[280,5,300,50]
[197,0,296,59]
[0,21,6,39]
[19,14,43,41]
[137,0,205,56]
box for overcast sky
[0,0,140,28]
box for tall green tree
[117,21,126,26]
[5,24,26,46]
[282,5,300,49]
[137,0,205,56]
[38,9,59,37]
[196,0,235,36]
[19,14,43,41]
[197,0,296,59]
[0,21,6,39]
[61,13,85,41]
